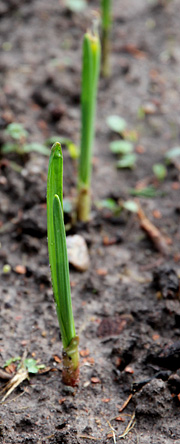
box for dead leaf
[135,145,145,154]
[80,349,90,357]
[137,204,170,255]
[103,236,117,246]
[107,432,113,439]
[14,265,26,275]
[121,44,146,59]
[0,369,12,380]
[115,416,125,422]
[58,397,66,404]
[125,366,134,374]
[91,377,101,384]
[4,363,16,374]
[152,209,162,219]
[53,355,61,364]
[83,357,94,365]
[152,334,160,341]
[96,268,108,276]
[172,182,180,190]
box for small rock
[66,235,90,272]
[142,102,157,115]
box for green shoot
[46,136,79,159]
[47,142,79,386]
[77,30,101,222]
[101,0,112,77]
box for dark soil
[0,1,180,443]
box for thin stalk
[77,31,101,222]
[101,0,112,77]
[47,142,79,386]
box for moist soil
[0,1,180,443]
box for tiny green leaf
[153,163,167,181]
[2,264,11,274]
[116,153,136,169]
[24,358,39,374]
[24,358,45,374]
[53,194,75,348]
[63,198,73,214]
[110,140,133,154]
[1,142,19,153]
[106,115,127,133]
[165,146,180,163]
[5,123,28,140]
[66,0,87,12]
[96,198,119,211]
[23,143,50,156]
[129,185,161,198]
[123,200,138,213]
[4,357,21,367]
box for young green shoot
[77,30,101,222]
[101,0,112,77]
[47,142,79,386]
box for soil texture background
[0,1,180,443]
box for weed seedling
[77,29,101,222]
[47,142,79,386]
[101,0,112,77]
[1,122,49,156]
[107,115,136,169]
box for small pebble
[66,235,90,271]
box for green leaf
[1,142,19,153]
[129,185,160,198]
[23,143,50,156]
[106,115,127,133]
[53,194,75,348]
[110,140,133,154]
[66,0,87,12]
[116,153,136,169]
[5,123,28,140]
[4,356,21,367]
[63,198,73,214]
[67,142,79,159]
[47,143,63,330]
[123,200,138,213]
[24,358,45,374]
[47,143,76,349]
[165,146,180,163]
[24,358,39,374]
[153,163,167,181]
[96,198,119,211]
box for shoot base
[62,336,79,387]
[77,186,91,222]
